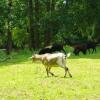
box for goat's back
[42,53,66,67]
[45,53,65,60]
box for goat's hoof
[47,75,50,77]
[64,76,66,78]
[70,75,72,78]
[51,74,54,76]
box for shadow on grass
[38,75,72,79]
[0,49,33,67]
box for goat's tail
[66,53,71,58]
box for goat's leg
[93,48,96,53]
[48,67,55,76]
[58,59,72,78]
[94,48,96,53]
[64,67,67,77]
[92,49,94,53]
[92,47,96,53]
[67,68,72,77]
[88,49,91,54]
[45,66,49,77]
[64,67,72,78]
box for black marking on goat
[39,44,66,55]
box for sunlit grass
[0,48,100,100]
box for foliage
[0,0,100,49]
[12,27,28,48]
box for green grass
[0,48,100,100]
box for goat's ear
[32,55,35,58]
[28,56,33,59]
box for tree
[7,0,13,54]
[0,0,100,51]
[34,0,40,49]
[44,0,56,46]
[28,0,34,49]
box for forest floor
[0,47,100,100]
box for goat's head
[30,54,39,62]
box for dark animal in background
[86,41,97,53]
[62,37,87,55]
[73,44,87,56]
[39,44,66,54]
[62,36,98,55]
[39,46,53,54]
[72,41,98,55]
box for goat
[38,46,53,54]
[30,52,72,78]
[86,41,97,53]
[62,37,87,55]
[63,36,98,55]
[72,44,87,55]
[38,44,66,54]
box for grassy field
[0,48,100,100]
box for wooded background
[0,0,100,54]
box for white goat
[30,52,72,77]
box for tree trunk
[7,0,13,54]
[28,0,34,50]
[34,0,40,49]
[44,0,51,46]
[51,0,55,11]
[44,0,56,46]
